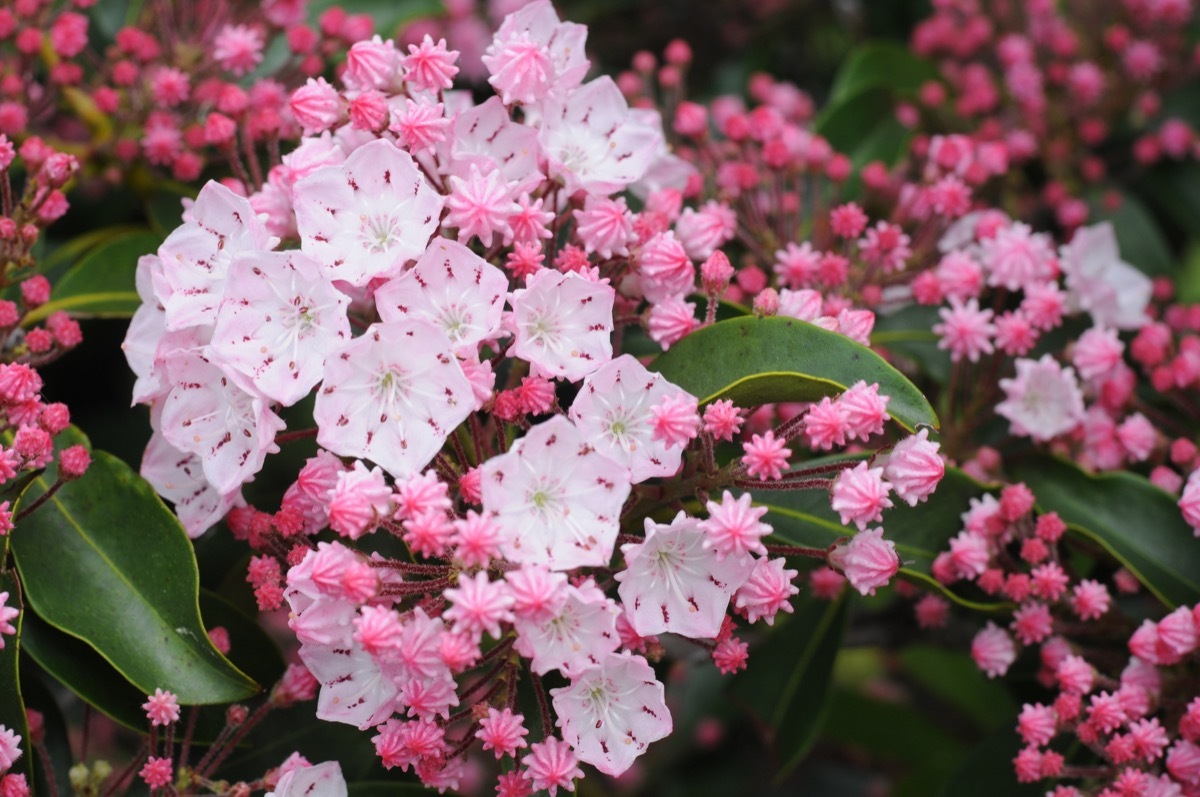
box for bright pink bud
[58,445,90,480]
[828,528,899,596]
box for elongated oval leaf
[11,428,259,704]
[761,465,1008,611]
[0,571,31,791]
[24,229,159,324]
[730,597,848,781]
[650,316,938,432]
[828,42,938,105]
[1009,456,1200,608]
[21,590,281,739]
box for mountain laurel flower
[996,355,1085,441]
[733,557,800,625]
[327,461,393,540]
[476,708,529,759]
[522,737,583,797]
[881,429,944,506]
[972,622,1017,678]
[551,652,672,776]
[569,355,693,483]
[142,689,181,727]
[741,430,791,481]
[830,462,893,530]
[313,321,474,480]
[617,512,755,639]
[827,528,899,596]
[510,269,615,382]
[294,139,443,287]
[701,491,771,560]
[482,416,630,571]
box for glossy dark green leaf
[822,686,967,797]
[828,42,938,104]
[936,725,1040,797]
[1010,456,1200,608]
[761,465,1008,611]
[20,610,147,733]
[898,645,1014,732]
[814,87,896,158]
[730,597,848,781]
[11,427,260,704]
[22,590,282,740]
[0,570,31,790]
[25,230,159,324]
[650,316,938,432]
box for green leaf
[25,230,159,324]
[761,465,1008,611]
[20,610,148,733]
[649,316,938,432]
[822,686,967,797]
[21,590,282,740]
[730,597,849,781]
[937,725,1040,797]
[814,87,896,159]
[828,42,938,105]
[11,427,260,704]
[898,645,1014,732]
[1009,456,1200,608]
[0,570,32,791]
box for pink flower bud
[828,528,899,596]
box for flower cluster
[910,0,1199,226]
[122,2,953,791]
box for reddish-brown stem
[275,427,318,444]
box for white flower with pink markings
[294,139,443,286]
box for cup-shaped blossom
[509,269,614,382]
[444,97,543,195]
[616,512,755,639]
[210,250,351,406]
[160,352,285,495]
[827,528,900,596]
[313,321,474,481]
[298,640,400,730]
[295,139,444,287]
[512,580,620,675]
[568,354,696,483]
[483,0,589,107]
[268,761,347,797]
[1059,222,1152,330]
[141,428,242,538]
[481,415,630,570]
[996,354,1085,441]
[374,236,508,353]
[538,76,661,196]
[156,181,279,332]
[551,651,672,777]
